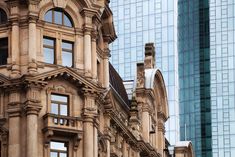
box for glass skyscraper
[109,0,180,145]
[110,0,235,156]
[178,0,212,156]
[209,0,235,157]
[179,0,235,157]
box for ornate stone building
[0,0,194,157]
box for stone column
[74,29,83,69]
[93,121,98,157]
[103,42,110,88]
[81,9,94,77]
[104,114,111,157]
[28,16,38,74]
[157,119,165,156]
[24,86,42,157]
[84,28,92,77]
[83,92,97,157]
[11,20,20,77]
[7,91,21,157]
[142,103,150,142]
[83,116,94,157]
[91,31,97,80]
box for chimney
[144,43,155,69]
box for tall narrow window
[50,141,68,157]
[0,38,8,65]
[51,94,68,116]
[62,41,73,67]
[43,37,55,64]
[45,9,73,27]
[0,8,7,24]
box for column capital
[23,101,42,115]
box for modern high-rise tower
[109,0,180,145]
[179,0,235,157]
[111,0,235,157]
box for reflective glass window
[50,141,68,157]
[43,37,55,64]
[45,9,73,27]
[62,41,73,67]
[50,94,68,116]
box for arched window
[44,8,73,27]
[0,8,7,24]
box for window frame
[45,8,73,27]
[43,36,56,64]
[50,93,69,116]
[50,141,68,157]
[61,40,74,67]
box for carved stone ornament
[53,0,69,9]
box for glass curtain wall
[110,0,179,145]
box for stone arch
[0,1,9,21]
[38,0,84,28]
[145,69,169,120]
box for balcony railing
[43,113,82,131]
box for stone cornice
[110,111,160,157]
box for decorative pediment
[0,74,10,85]
[0,68,105,96]
[31,67,105,94]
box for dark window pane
[54,11,62,25]
[0,38,8,65]
[44,10,52,23]
[0,9,7,24]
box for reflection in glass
[50,94,68,116]
[50,141,67,157]
[62,41,73,67]
[44,9,73,27]
[43,37,55,64]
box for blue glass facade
[110,0,179,145]
[209,0,235,156]
[179,0,235,156]
[178,0,212,156]
[110,0,235,156]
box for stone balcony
[42,113,83,139]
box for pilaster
[8,7,20,77]
[7,90,22,157]
[141,103,150,143]
[81,9,96,78]
[103,42,110,88]
[23,85,42,157]
[28,15,38,75]
[82,91,98,157]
